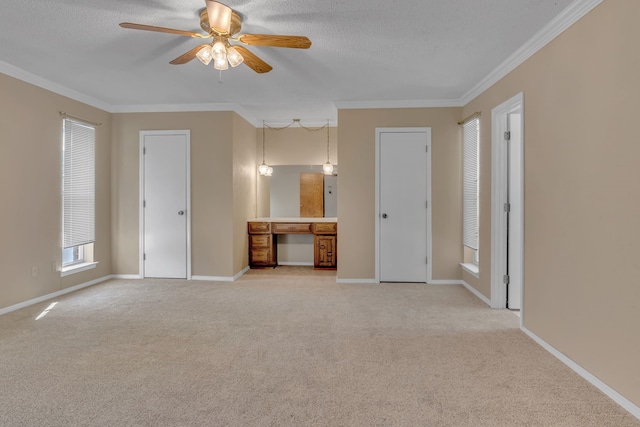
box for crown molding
[460,0,603,105]
[1,0,603,124]
[334,98,462,110]
[110,103,260,126]
[0,60,113,112]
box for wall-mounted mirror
[257,165,338,218]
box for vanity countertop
[250,217,337,223]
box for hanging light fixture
[196,44,213,65]
[258,121,271,176]
[322,119,334,175]
[226,46,244,67]
[211,38,228,70]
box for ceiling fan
[120,0,311,73]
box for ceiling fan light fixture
[212,40,226,58]
[226,46,244,67]
[195,45,213,65]
[214,56,229,70]
[205,0,232,34]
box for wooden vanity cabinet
[248,220,337,270]
[314,235,336,269]
[313,222,337,270]
[248,222,277,268]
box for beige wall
[111,111,236,278]
[257,126,338,166]
[232,114,257,274]
[337,108,463,280]
[255,126,338,218]
[463,0,640,406]
[0,73,112,310]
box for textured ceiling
[0,0,575,124]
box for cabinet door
[314,235,336,269]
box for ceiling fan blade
[119,22,210,39]
[170,44,208,64]
[236,34,312,49]
[205,0,232,34]
[233,46,273,73]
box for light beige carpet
[0,266,637,426]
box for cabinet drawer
[313,222,337,234]
[250,249,271,264]
[250,234,271,248]
[272,223,312,234]
[248,222,271,234]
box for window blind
[63,118,95,249]
[463,118,479,250]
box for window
[463,117,479,263]
[62,118,95,273]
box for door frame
[491,93,524,315]
[139,130,192,279]
[375,127,432,283]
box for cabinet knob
[382,213,388,219]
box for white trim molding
[0,0,602,129]
[0,60,113,111]
[461,0,603,105]
[522,326,640,420]
[461,280,492,307]
[460,263,480,279]
[334,99,461,110]
[111,274,143,279]
[429,280,463,285]
[191,265,250,282]
[0,275,113,316]
[491,92,524,309]
[60,261,98,277]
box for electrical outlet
[31,266,38,277]
[52,261,57,272]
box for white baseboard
[522,326,640,420]
[336,278,377,284]
[191,265,250,282]
[111,274,142,279]
[461,280,492,307]
[0,275,113,316]
[429,280,463,285]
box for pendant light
[258,121,271,176]
[322,119,334,175]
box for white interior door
[377,129,430,282]
[141,131,190,279]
